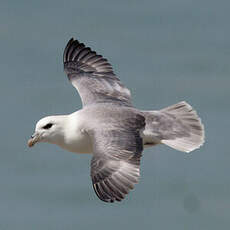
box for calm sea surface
[0,0,229,229]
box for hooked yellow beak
[27,132,39,147]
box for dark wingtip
[63,37,75,63]
[63,37,114,75]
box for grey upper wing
[89,113,145,203]
[63,38,132,107]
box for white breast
[58,111,93,154]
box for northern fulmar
[28,38,205,203]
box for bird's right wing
[89,113,145,203]
[63,38,132,107]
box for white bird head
[28,116,66,147]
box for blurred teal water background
[0,0,229,229]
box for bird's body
[36,104,143,154]
[28,38,205,203]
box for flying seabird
[28,38,205,203]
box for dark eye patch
[43,123,53,129]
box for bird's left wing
[63,38,132,107]
[89,113,145,203]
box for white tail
[143,101,205,153]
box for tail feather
[143,101,205,153]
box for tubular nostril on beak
[28,132,39,147]
[31,133,36,139]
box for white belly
[54,111,93,154]
[59,129,93,154]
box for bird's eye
[43,123,53,129]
